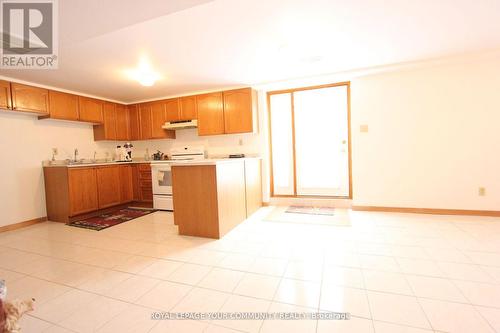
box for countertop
[43,157,261,168]
[168,157,261,167]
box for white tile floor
[1,207,500,332]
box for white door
[268,84,350,197]
[294,86,350,196]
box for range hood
[162,119,198,130]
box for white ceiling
[2,0,500,103]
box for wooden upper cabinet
[47,91,79,120]
[179,96,197,120]
[196,92,224,136]
[150,101,167,139]
[78,96,103,123]
[0,80,12,109]
[223,88,255,134]
[115,104,130,141]
[128,104,141,141]
[104,102,117,140]
[165,98,180,122]
[139,103,153,140]
[11,83,49,114]
[96,166,121,208]
[93,102,117,141]
[68,167,98,216]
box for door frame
[267,81,352,199]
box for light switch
[479,187,486,196]
[360,124,369,133]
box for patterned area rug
[285,205,335,216]
[67,208,155,231]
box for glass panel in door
[269,93,295,195]
[293,86,349,196]
[157,169,172,187]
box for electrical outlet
[239,138,244,146]
[360,124,369,133]
[478,187,486,196]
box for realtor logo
[1,0,58,69]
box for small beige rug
[265,206,351,226]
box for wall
[2,52,500,227]
[256,51,500,211]
[350,56,500,210]
[0,94,269,227]
[0,113,119,227]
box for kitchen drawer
[138,164,151,171]
[140,179,152,188]
[141,188,153,202]
[139,171,152,180]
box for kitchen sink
[48,159,112,166]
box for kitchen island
[172,158,262,239]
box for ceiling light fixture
[125,57,161,87]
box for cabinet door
[139,104,152,140]
[131,165,141,201]
[68,168,98,216]
[151,101,167,139]
[79,97,103,123]
[196,92,224,136]
[179,96,197,120]
[119,165,134,203]
[0,80,12,109]
[11,83,49,114]
[223,88,254,134]
[128,105,141,140]
[115,104,130,141]
[103,102,117,140]
[165,98,180,122]
[96,166,121,208]
[48,91,79,120]
[138,164,153,202]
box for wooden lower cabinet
[68,168,99,216]
[131,164,141,201]
[119,165,134,203]
[44,163,153,223]
[244,159,262,217]
[172,159,262,239]
[137,164,153,203]
[96,166,121,208]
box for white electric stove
[151,146,205,210]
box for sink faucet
[93,151,97,161]
[74,148,79,162]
